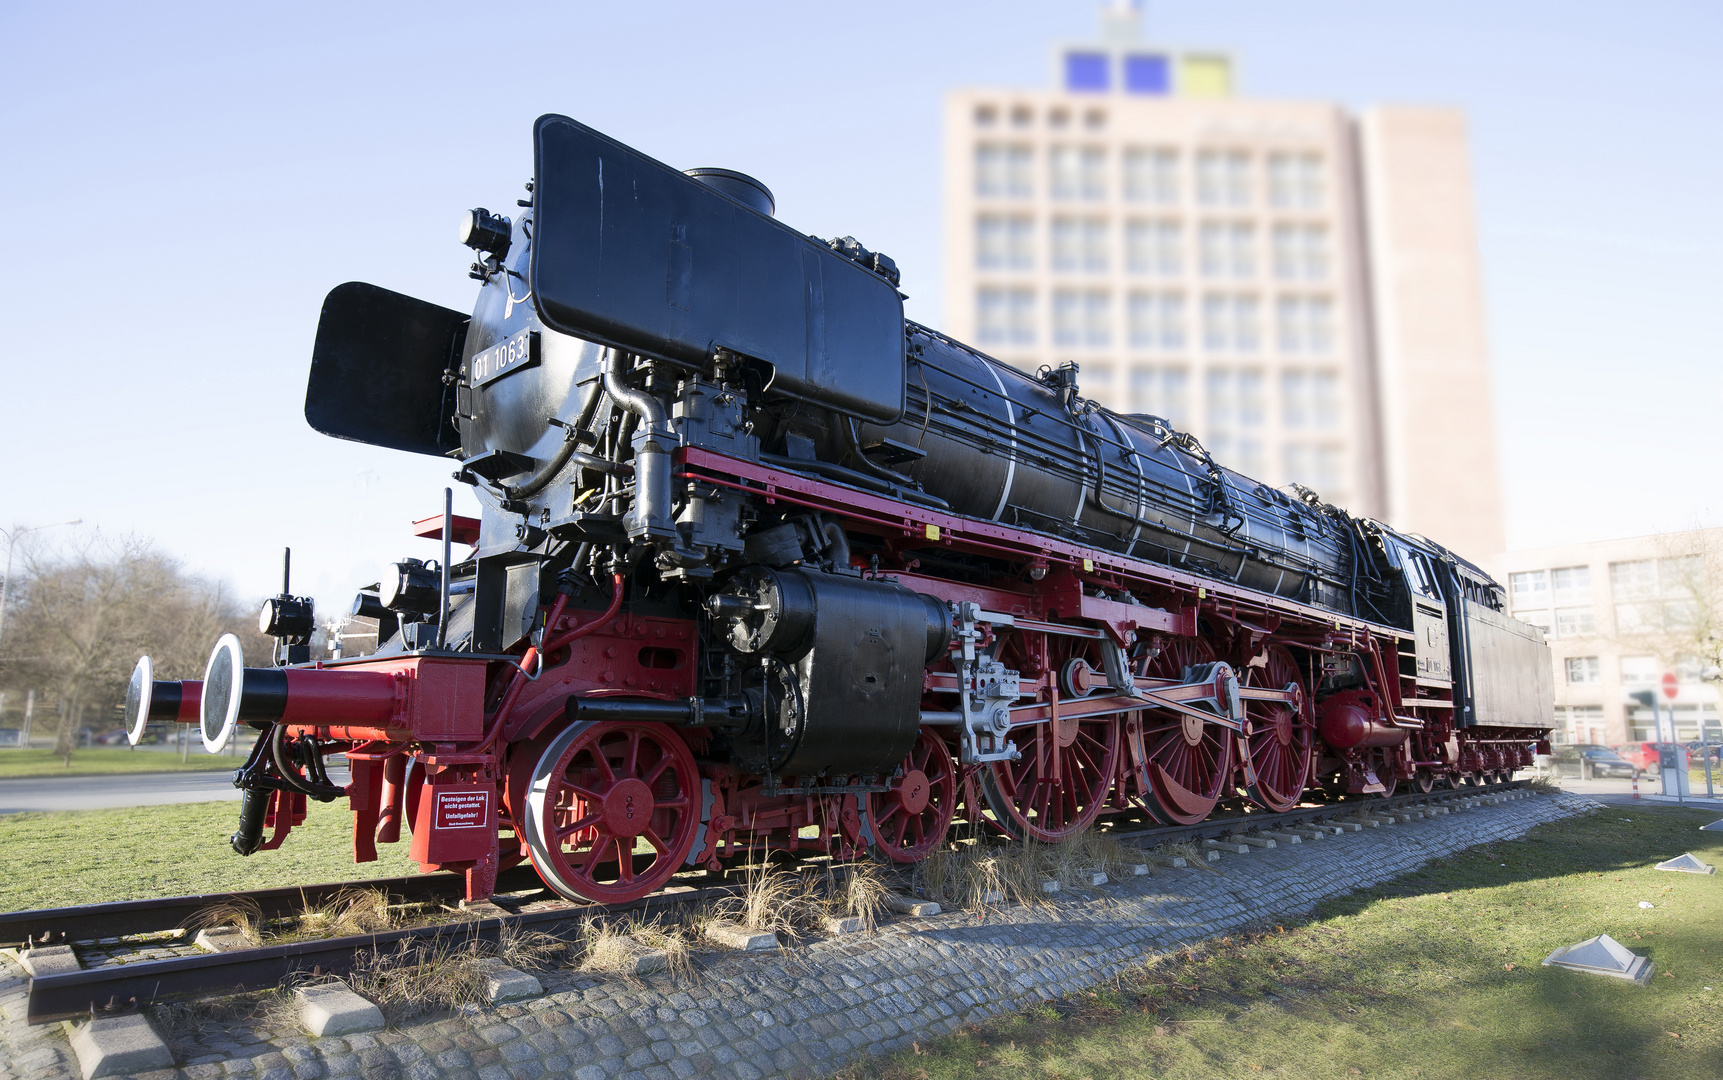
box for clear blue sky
[3,1,1719,615]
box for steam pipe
[603,349,675,539]
[501,377,607,500]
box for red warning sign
[434,789,490,829]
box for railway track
[7,780,1529,1025]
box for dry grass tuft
[827,862,891,932]
[708,864,820,935]
[1157,840,1221,874]
[343,937,489,1023]
[577,915,693,980]
[914,839,1052,913]
[187,896,265,945]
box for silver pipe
[602,349,675,540]
[436,487,452,649]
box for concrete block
[1259,831,1303,844]
[1203,839,1250,855]
[884,894,941,916]
[1084,872,1109,886]
[1129,864,1150,876]
[297,985,384,1036]
[1169,856,1187,868]
[703,920,778,951]
[1234,835,1277,849]
[823,915,865,935]
[1282,828,1327,841]
[1427,806,1451,816]
[194,927,252,952]
[20,944,79,977]
[68,1014,173,1080]
[1330,821,1363,832]
[1039,879,1061,895]
[474,958,543,1002]
[982,889,1006,904]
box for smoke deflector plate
[1541,934,1654,984]
[1655,852,1716,874]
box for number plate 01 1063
[470,329,539,387]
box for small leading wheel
[521,721,699,903]
[981,713,1118,842]
[1370,746,1399,798]
[1134,635,1235,825]
[869,730,958,862]
[1413,768,1437,794]
[1238,645,1312,813]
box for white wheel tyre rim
[201,633,244,754]
[126,656,153,746]
[522,722,594,901]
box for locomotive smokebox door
[306,282,470,456]
[409,782,496,865]
[528,113,907,424]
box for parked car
[1612,742,1675,772]
[1682,740,1721,765]
[1551,745,1640,779]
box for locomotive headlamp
[459,208,512,259]
[258,595,315,640]
[381,558,442,616]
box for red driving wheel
[1133,635,1235,826]
[868,729,958,862]
[1239,645,1313,813]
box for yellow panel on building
[1178,54,1232,97]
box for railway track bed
[6,782,1543,1040]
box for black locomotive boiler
[128,115,1553,905]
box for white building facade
[942,13,1504,561]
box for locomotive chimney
[683,168,775,217]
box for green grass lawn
[846,805,1723,1080]
[0,745,258,779]
[0,799,422,911]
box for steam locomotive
[127,115,1552,905]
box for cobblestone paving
[0,792,1599,1080]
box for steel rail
[0,866,546,949]
[24,880,739,1026]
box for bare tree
[0,534,272,763]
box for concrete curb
[296,984,384,1036]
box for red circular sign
[1661,671,1680,700]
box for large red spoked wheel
[869,729,958,862]
[980,712,1118,842]
[1239,645,1313,813]
[1133,635,1235,825]
[520,721,699,903]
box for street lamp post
[0,518,83,655]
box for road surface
[0,765,351,814]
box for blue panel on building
[1124,53,1170,95]
[1065,51,1110,92]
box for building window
[976,214,1034,271]
[1065,51,1110,93]
[1206,367,1266,470]
[1127,291,1185,351]
[1084,364,1115,403]
[1122,148,1179,203]
[1565,656,1602,685]
[1050,146,1106,201]
[1124,53,1170,95]
[1621,656,1658,685]
[1048,217,1107,272]
[1199,221,1255,278]
[1272,224,1328,280]
[1278,296,1335,354]
[1510,570,1549,607]
[1267,152,1324,209]
[1202,293,1260,352]
[1125,219,1181,276]
[1052,289,1110,347]
[977,143,1033,198]
[1010,106,1033,128]
[977,287,1035,345]
[1609,559,1657,600]
[1196,150,1251,207]
[1555,608,1596,638]
[1130,367,1189,426]
[1551,565,1591,605]
[974,105,998,127]
[1314,444,1344,495]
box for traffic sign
[1662,672,1680,700]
